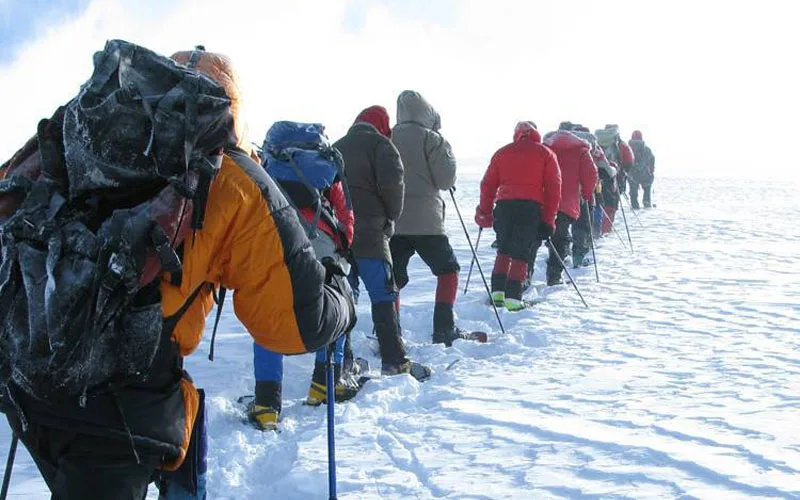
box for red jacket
[479,128,562,228]
[544,131,598,220]
[298,180,354,249]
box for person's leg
[491,203,512,304]
[643,182,653,208]
[308,335,349,405]
[414,236,462,342]
[572,202,591,267]
[546,213,572,285]
[504,204,538,310]
[593,203,603,237]
[629,181,641,209]
[602,205,616,234]
[251,344,283,429]
[389,236,416,291]
[358,258,406,368]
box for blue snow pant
[348,257,397,305]
[253,336,345,383]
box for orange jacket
[161,149,350,357]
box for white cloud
[1,0,798,179]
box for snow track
[2,175,799,499]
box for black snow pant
[6,412,161,500]
[493,200,542,299]
[546,212,574,283]
[630,181,653,208]
[390,235,461,335]
[572,202,593,265]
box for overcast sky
[1,0,798,179]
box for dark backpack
[0,40,235,405]
[260,121,348,241]
[630,141,654,183]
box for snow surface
[2,174,799,499]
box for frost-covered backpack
[261,121,348,241]
[595,126,621,165]
[0,40,235,404]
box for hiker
[333,106,433,379]
[247,120,358,431]
[542,127,598,284]
[628,130,656,208]
[595,125,632,233]
[0,43,354,500]
[389,90,467,347]
[569,126,604,261]
[475,121,561,311]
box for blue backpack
[261,121,347,239]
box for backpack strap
[208,286,226,362]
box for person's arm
[648,146,655,175]
[542,151,562,228]
[376,139,405,221]
[579,150,599,202]
[220,154,354,354]
[478,153,500,215]
[327,180,354,248]
[426,131,457,191]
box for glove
[474,207,493,228]
[536,221,554,240]
[321,257,357,333]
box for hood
[514,121,541,143]
[631,130,643,141]
[171,48,248,150]
[544,130,590,151]
[396,90,440,130]
[355,105,391,138]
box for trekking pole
[1,434,18,500]
[621,192,645,228]
[449,188,506,335]
[617,199,634,253]
[463,228,482,295]
[584,201,600,283]
[326,344,337,500]
[546,239,589,309]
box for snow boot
[504,297,527,312]
[547,272,564,287]
[306,362,361,406]
[381,360,432,382]
[433,326,472,347]
[491,291,505,307]
[432,302,468,347]
[249,381,281,431]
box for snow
[2,173,800,499]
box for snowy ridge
[2,174,799,499]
